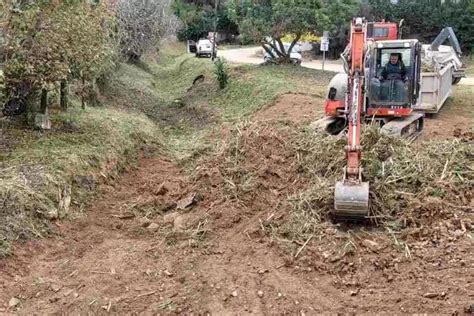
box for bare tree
[117,0,181,61]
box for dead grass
[0,102,161,256]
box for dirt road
[219,46,474,86]
[1,91,472,314]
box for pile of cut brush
[201,122,472,242]
[287,125,473,236]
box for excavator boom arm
[430,27,462,57]
[346,18,366,178]
[333,18,370,218]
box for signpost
[320,31,329,71]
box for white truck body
[414,44,460,113]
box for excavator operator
[381,53,407,81]
[378,53,408,102]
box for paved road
[218,46,474,86]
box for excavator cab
[365,40,424,137]
[367,40,422,112]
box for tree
[367,0,474,52]
[227,0,328,63]
[3,0,115,125]
[116,0,181,61]
[174,0,238,41]
[321,0,359,58]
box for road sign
[320,42,329,52]
[320,34,329,72]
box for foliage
[227,0,328,63]
[321,0,359,58]
[116,0,181,61]
[282,32,320,43]
[3,0,115,104]
[174,0,238,41]
[213,58,229,89]
[367,0,474,52]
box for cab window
[373,27,389,38]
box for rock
[139,217,151,228]
[277,292,283,299]
[50,283,62,293]
[423,293,438,299]
[34,113,51,130]
[174,215,187,231]
[62,289,74,297]
[363,239,380,251]
[46,208,59,220]
[147,223,159,232]
[176,192,196,210]
[8,297,20,308]
[163,212,180,224]
[163,269,174,277]
[465,304,474,314]
[231,291,238,297]
[350,289,359,296]
[73,292,79,298]
[154,183,168,196]
[258,269,268,275]
[257,290,264,298]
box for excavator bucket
[334,180,370,218]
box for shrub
[214,59,229,89]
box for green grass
[465,55,474,75]
[210,65,330,120]
[0,102,161,256]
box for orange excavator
[323,17,425,218]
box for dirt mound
[253,93,323,124]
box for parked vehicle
[263,44,302,64]
[195,39,216,58]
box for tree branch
[287,33,301,55]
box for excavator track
[380,112,424,139]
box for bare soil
[1,94,473,314]
[253,93,323,124]
[422,98,473,141]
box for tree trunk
[276,38,287,56]
[60,80,68,110]
[288,34,301,55]
[262,40,285,58]
[40,89,48,114]
[261,43,276,59]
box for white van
[196,39,216,58]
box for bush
[214,59,229,89]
